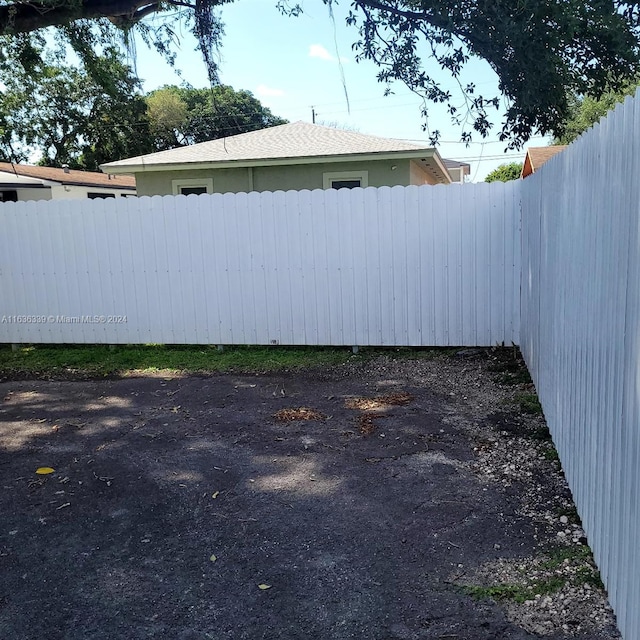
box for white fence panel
[521,91,640,640]
[0,183,520,346]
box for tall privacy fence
[0,183,520,346]
[520,93,640,639]
[1,92,640,639]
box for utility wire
[39,111,540,155]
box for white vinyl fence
[0,183,520,346]
[521,93,640,639]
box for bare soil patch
[0,349,619,639]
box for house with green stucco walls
[101,121,468,195]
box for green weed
[538,545,591,571]
[461,545,602,605]
[495,369,533,385]
[514,392,544,416]
[459,576,565,604]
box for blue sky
[131,0,549,181]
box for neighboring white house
[0,163,136,202]
[444,159,471,184]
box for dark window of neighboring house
[331,180,361,190]
[0,190,18,202]
[180,186,208,196]
[88,192,116,199]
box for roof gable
[521,146,568,178]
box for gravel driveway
[0,349,620,639]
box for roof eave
[0,182,48,189]
[101,149,439,175]
[0,173,59,187]
[430,149,453,184]
[58,181,136,190]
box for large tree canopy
[484,162,522,184]
[0,57,288,167]
[0,49,153,169]
[2,0,640,147]
[554,79,640,145]
[147,85,287,150]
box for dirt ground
[0,350,620,639]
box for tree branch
[354,0,453,33]
[0,0,202,34]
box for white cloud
[255,84,285,98]
[309,44,336,62]
[309,44,350,64]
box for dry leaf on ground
[345,392,414,411]
[357,414,377,435]
[35,467,55,475]
[273,408,326,422]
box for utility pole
[311,106,316,124]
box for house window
[322,171,369,190]
[172,178,214,196]
[181,187,207,196]
[88,192,116,199]
[0,190,18,202]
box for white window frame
[172,178,214,195]
[322,170,369,190]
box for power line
[15,111,537,154]
[452,153,525,162]
[35,108,541,153]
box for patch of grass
[461,545,602,605]
[0,345,477,380]
[459,576,566,604]
[538,544,591,571]
[542,444,560,461]
[514,392,543,416]
[459,584,532,604]
[539,545,603,589]
[575,566,604,590]
[0,344,356,379]
[554,505,582,527]
[495,369,533,385]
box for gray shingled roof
[102,121,435,170]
